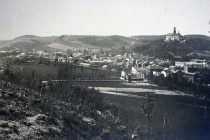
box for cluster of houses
[123,58,209,83]
[2,48,209,84]
[1,37,210,85]
[1,48,137,73]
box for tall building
[165,27,183,42]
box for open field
[97,87,193,96]
[83,81,210,139]
[48,43,76,51]
[101,93,210,140]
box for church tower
[173,27,176,34]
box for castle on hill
[165,27,183,42]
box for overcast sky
[0,0,210,39]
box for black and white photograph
[0,0,210,139]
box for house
[92,54,98,60]
[131,67,147,81]
[175,59,207,68]
[183,72,198,82]
[67,57,74,63]
[153,71,161,76]
[16,52,26,57]
[116,62,124,68]
[54,52,63,57]
[58,57,67,63]
[146,65,163,76]
[120,71,127,80]
[79,63,91,67]
[84,55,91,60]
[73,52,83,58]
[49,56,56,62]
[170,69,181,74]
[170,69,183,80]
[101,65,108,70]
[0,66,5,75]
[161,70,170,77]
[103,59,112,63]
[183,65,198,82]
[175,61,186,67]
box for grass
[102,93,210,140]
[48,43,75,51]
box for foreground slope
[0,80,127,139]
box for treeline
[151,73,210,96]
[0,63,106,116]
[0,65,42,91]
[133,40,190,60]
[0,61,111,106]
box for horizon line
[1,33,210,40]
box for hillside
[0,35,133,51]
[132,35,210,59]
[0,35,160,52]
[0,80,128,139]
[184,35,210,41]
[1,34,210,58]
[131,35,165,41]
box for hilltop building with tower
[165,27,183,42]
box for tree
[66,49,73,56]
[31,69,35,78]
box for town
[1,0,210,139]
[1,28,210,89]
[1,28,210,140]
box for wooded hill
[1,34,210,59]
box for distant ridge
[15,35,39,39]
[0,34,210,59]
[131,35,165,41]
[184,34,210,41]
